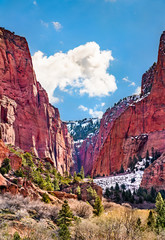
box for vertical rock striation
[91,31,165,177]
[0,28,73,174]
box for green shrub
[13,232,21,240]
[0,158,11,175]
[93,196,103,216]
[22,152,34,167]
[42,193,51,203]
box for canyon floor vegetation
[0,193,165,239]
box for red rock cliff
[140,152,165,191]
[0,28,73,174]
[91,31,165,177]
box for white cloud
[122,76,130,82]
[89,109,103,119]
[78,105,88,112]
[52,21,62,31]
[33,1,37,5]
[32,42,117,103]
[41,20,49,28]
[101,102,105,107]
[129,82,135,87]
[78,103,104,119]
[123,76,136,87]
[134,86,141,95]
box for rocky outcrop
[91,31,165,177]
[74,96,138,175]
[141,153,165,191]
[0,28,73,174]
[0,140,9,166]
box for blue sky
[0,0,165,120]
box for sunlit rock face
[90,32,165,177]
[0,28,73,174]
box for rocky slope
[0,28,73,174]
[91,31,165,177]
[72,95,140,175]
[141,153,165,191]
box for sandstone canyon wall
[0,28,73,174]
[91,31,165,177]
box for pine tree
[155,192,165,229]
[57,200,73,226]
[58,224,71,240]
[115,182,120,191]
[80,166,85,179]
[57,200,73,240]
[53,177,60,191]
[120,164,124,173]
[93,196,103,216]
[73,171,77,183]
[146,150,150,160]
[147,210,155,229]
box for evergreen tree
[73,171,78,183]
[53,177,60,191]
[115,182,120,191]
[120,164,124,173]
[146,150,150,160]
[13,232,21,240]
[76,186,81,200]
[147,210,155,229]
[155,192,165,229]
[93,196,103,216]
[57,200,73,226]
[58,224,71,240]
[57,200,73,240]
[80,166,85,179]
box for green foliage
[115,182,119,191]
[147,210,155,229]
[0,167,7,175]
[15,169,24,177]
[146,150,150,160]
[87,186,97,200]
[93,196,103,216]
[58,224,71,240]
[42,193,51,203]
[76,186,81,200]
[73,171,81,183]
[53,177,60,191]
[22,152,34,167]
[79,166,85,179]
[119,164,124,173]
[13,232,21,240]
[57,200,73,226]
[0,158,11,175]
[70,118,100,141]
[155,192,165,229]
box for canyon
[0,27,165,192]
[72,32,165,186]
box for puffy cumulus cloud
[78,103,104,119]
[78,105,88,112]
[52,21,62,31]
[32,42,117,103]
[134,86,141,95]
[89,109,103,119]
